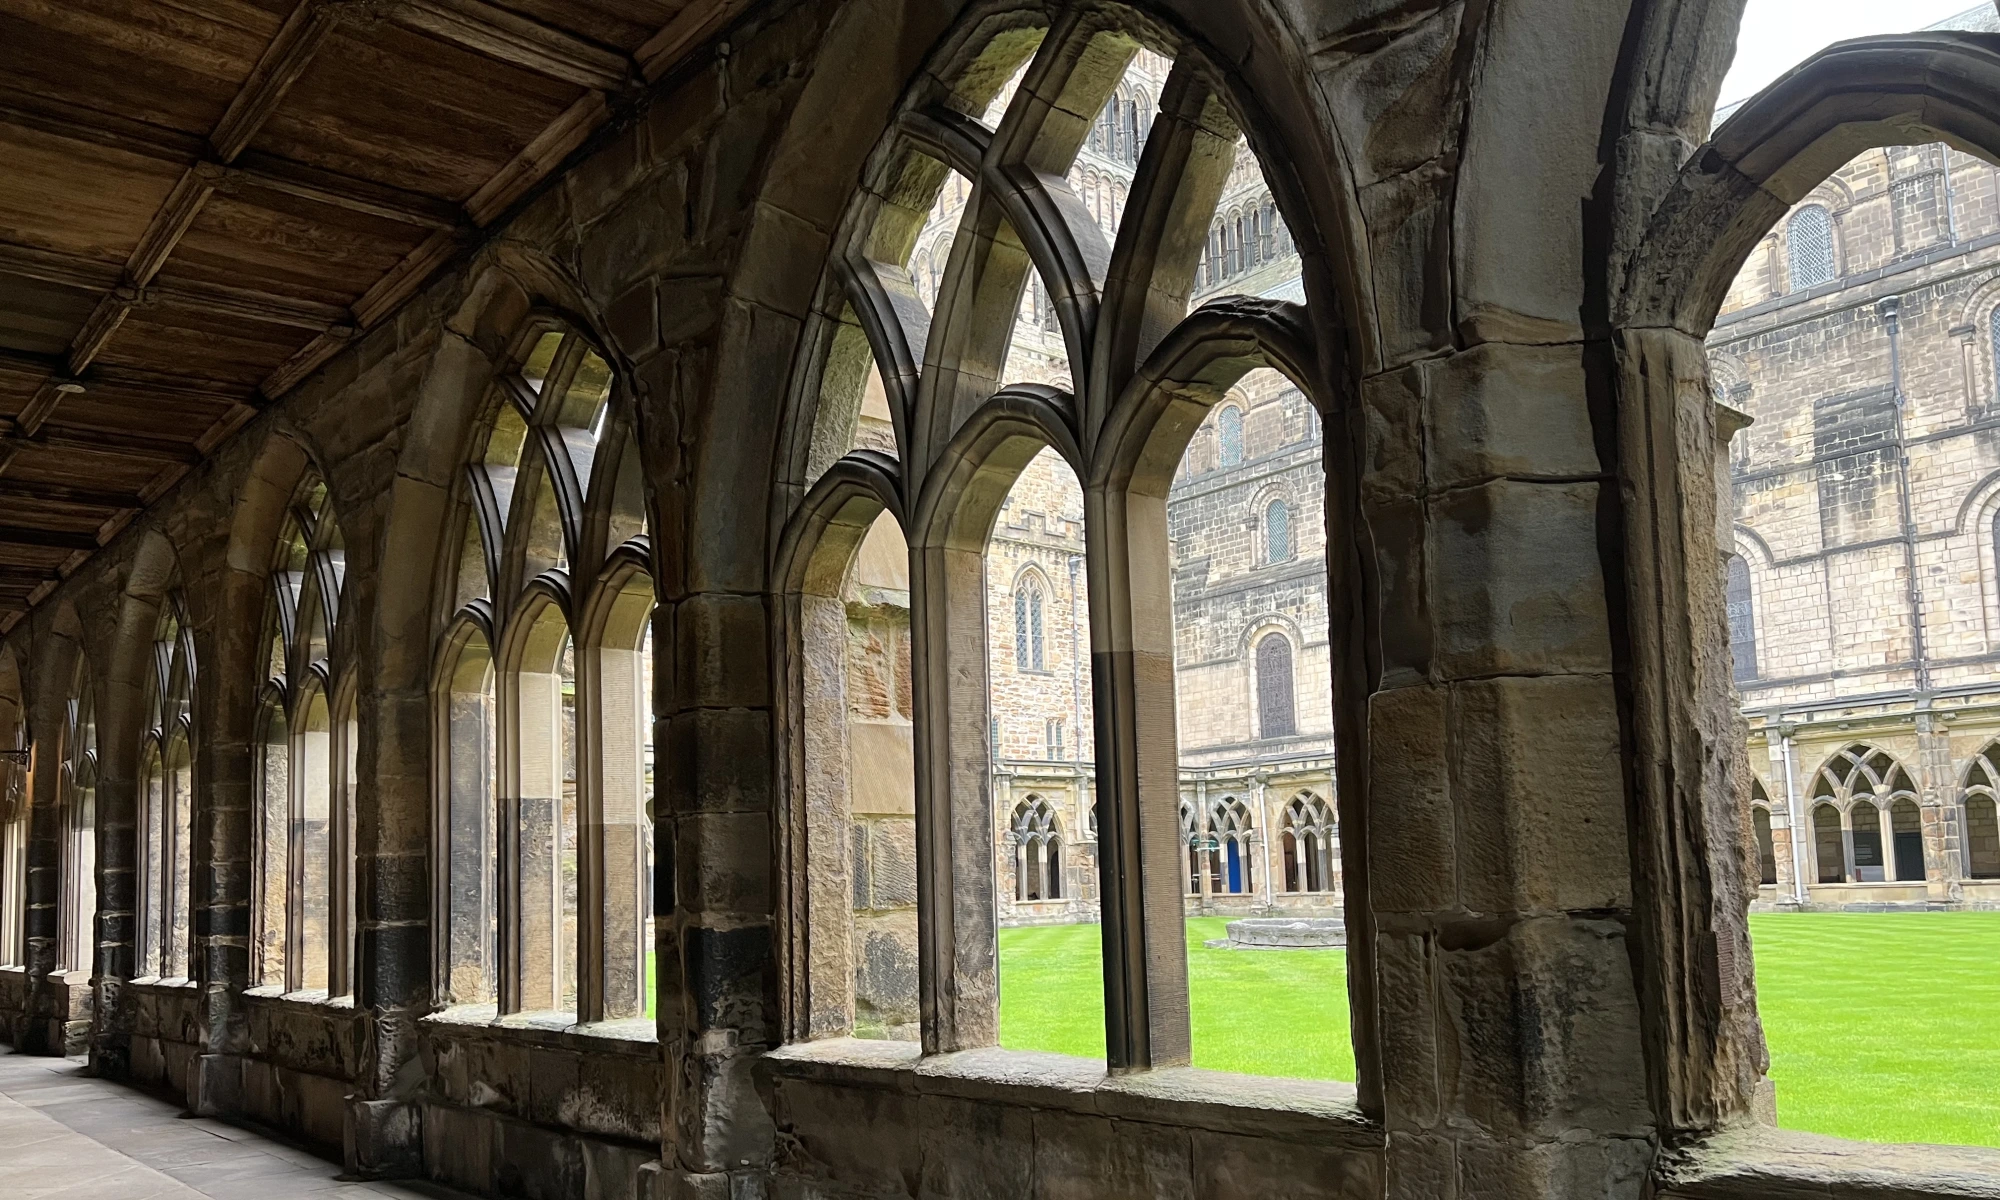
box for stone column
[1365,339,1656,1196]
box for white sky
[1717,0,1985,108]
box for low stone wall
[104,979,205,1108]
[418,1010,663,1200]
[1749,881,2000,912]
[758,1041,1382,1199]
[0,966,26,1046]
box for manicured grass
[996,912,2000,1148]
[1749,911,2000,1148]
[998,917,1353,1081]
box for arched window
[785,22,1330,1072]
[1787,204,1836,291]
[1256,633,1296,739]
[1265,499,1292,563]
[1751,805,1778,886]
[1281,793,1337,894]
[1963,744,2000,879]
[254,477,353,996]
[1013,797,1063,901]
[1725,553,1757,684]
[139,598,195,980]
[1206,797,1254,895]
[1259,201,1278,260]
[58,667,97,971]
[1217,405,1245,467]
[1989,307,2000,405]
[1014,576,1046,671]
[1808,745,1920,884]
[437,320,652,1019]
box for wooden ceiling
[0,0,750,633]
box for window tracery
[435,320,654,1020]
[139,598,195,980]
[254,478,352,995]
[1280,793,1336,894]
[1012,796,1062,901]
[58,666,96,971]
[1807,745,1921,884]
[780,14,1334,1071]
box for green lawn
[1749,912,2000,1147]
[999,917,1353,1081]
[996,912,2000,1149]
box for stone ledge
[241,985,357,1012]
[762,1039,1380,1148]
[1658,1126,2000,1198]
[421,1005,661,1059]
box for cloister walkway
[0,1053,464,1200]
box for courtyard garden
[997,911,2000,1148]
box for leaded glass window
[1726,554,1757,684]
[1256,633,1296,739]
[1218,406,1244,467]
[1787,205,1836,291]
[1266,500,1292,563]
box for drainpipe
[1880,296,1932,698]
[1781,723,1808,907]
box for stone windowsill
[126,975,200,991]
[1659,1124,2000,1197]
[422,1003,660,1057]
[762,1038,1381,1148]
[240,985,358,1013]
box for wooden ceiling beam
[226,153,463,230]
[380,0,634,92]
[0,480,147,511]
[0,526,100,553]
[0,90,461,233]
[11,430,206,467]
[0,240,343,330]
[0,243,121,292]
[211,0,343,163]
[638,0,755,82]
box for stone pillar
[1365,339,1656,1196]
[21,658,69,1056]
[661,591,779,1182]
[1915,711,1962,901]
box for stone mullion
[908,541,999,1054]
[1083,478,1189,1071]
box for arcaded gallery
[6,0,2000,1196]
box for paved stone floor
[0,1052,467,1200]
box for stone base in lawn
[1203,917,1347,950]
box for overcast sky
[1717,0,1985,108]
